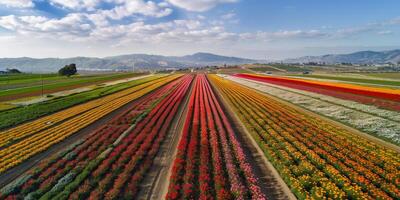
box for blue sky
[0,0,399,59]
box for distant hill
[284,49,400,64]
[0,53,257,72]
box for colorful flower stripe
[0,75,193,200]
[166,74,266,200]
[0,75,181,174]
[0,75,161,148]
[236,74,400,112]
[209,74,400,200]
[224,74,400,144]
[235,73,400,102]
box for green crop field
[0,74,66,90]
[217,67,253,74]
[248,66,281,72]
[268,64,310,72]
[0,73,142,101]
[363,72,400,80]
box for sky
[0,0,400,59]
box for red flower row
[167,74,266,200]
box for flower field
[0,75,181,174]
[167,74,266,199]
[209,74,400,199]
[0,74,193,199]
[235,73,400,111]
[1,72,399,200]
[223,74,400,145]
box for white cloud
[167,0,238,12]
[98,0,172,19]
[0,12,332,45]
[0,13,229,43]
[214,11,239,25]
[378,30,393,35]
[0,0,34,8]
[197,15,206,20]
[221,12,235,20]
[336,26,375,37]
[49,0,101,10]
[0,14,94,40]
[0,0,174,34]
[333,17,400,38]
[268,30,327,39]
[48,0,173,18]
[92,20,224,43]
[238,30,328,42]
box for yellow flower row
[208,74,400,200]
[0,75,181,174]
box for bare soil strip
[209,77,297,200]
[137,76,194,200]
[0,88,162,188]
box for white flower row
[219,74,400,144]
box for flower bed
[0,75,193,199]
[0,75,180,174]
[224,74,400,145]
[167,74,266,200]
[235,73,400,111]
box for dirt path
[137,76,194,200]
[0,89,159,188]
[209,77,297,200]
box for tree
[6,68,22,74]
[58,64,77,76]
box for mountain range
[284,49,400,64]
[1,49,400,72]
[0,53,257,72]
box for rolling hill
[284,49,400,64]
[0,53,257,72]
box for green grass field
[248,64,310,72]
[248,66,281,72]
[0,74,64,89]
[0,73,142,101]
[0,75,161,130]
[363,72,400,80]
[217,67,253,74]
[288,74,400,86]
